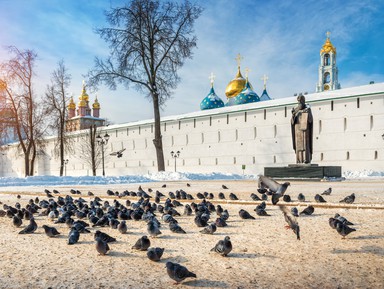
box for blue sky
[0,0,383,124]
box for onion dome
[320,32,336,54]
[259,88,271,101]
[233,81,260,105]
[225,67,246,98]
[68,96,76,110]
[79,80,89,102]
[92,95,100,109]
[200,86,225,110]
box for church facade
[0,34,383,177]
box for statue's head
[297,94,305,104]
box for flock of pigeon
[0,175,358,284]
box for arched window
[324,54,330,66]
[324,72,330,84]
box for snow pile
[343,170,384,179]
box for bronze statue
[291,94,313,164]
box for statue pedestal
[264,164,342,180]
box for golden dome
[92,96,100,109]
[78,99,87,107]
[225,68,246,98]
[320,32,336,54]
[79,80,89,102]
[68,96,76,110]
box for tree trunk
[152,93,165,171]
[59,119,65,176]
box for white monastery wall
[1,83,383,177]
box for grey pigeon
[280,206,300,240]
[68,228,80,245]
[94,230,116,243]
[291,207,299,217]
[250,193,261,201]
[211,236,232,256]
[329,217,342,229]
[315,194,327,203]
[283,195,291,202]
[200,223,217,234]
[147,247,164,261]
[169,220,186,234]
[18,217,38,234]
[334,213,354,225]
[215,217,227,227]
[229,193,238,200]
[297,193,305,202]
[132,235,150,251]
[255,202,270,216]
[42,225,60,237]
[13,215,22,227]
[300,205,314,216]
[147,220,162,237]
[336,222,356,239]
[222,184,228,189]
[95,237,110,255]
[258,175,290,205]
[339,193,355,204]
[239,209,255,219]
[117,220,128,234]
[166,261,196,284]
[218,192,225,199]
[321,187,332,195]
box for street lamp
[96,132,110,177]
[170,150,180,172]
[64,159,69,176]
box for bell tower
[316,32,340,92]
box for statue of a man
[291,94,313,164]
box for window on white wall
[319,120,322,134]
[370,115,374,130]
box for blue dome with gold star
[200,86,225,110]
[232,81,260,105]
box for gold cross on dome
[245,68,251,79]
[209,72,216,86]
[261,74,269,89]
[326,31,331,39]
[235,53,243,67]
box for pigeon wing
[258,175,281,193]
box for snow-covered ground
[0,170,383,188]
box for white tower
[316,32,340,92]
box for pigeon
[215,217,227,227]
[339,193,355,204]
[283,195,291,202]
[329,217,342,230]
[315,194,327,203]
[297,193,305,202]
[118,220,128,234]
[194,215,208,227]
[18,217,38,234]
[222,184,228,189]
[239,209,255,219]
[42,225,60,237]
[12,215,22,227]
[255,202,270,216]
[147,247,164,261]
[250,193,261,201]
[336,222,356,239]
[229,193,238,200]
[334,213,354,225]
[17,195,21,199]
[132,236,150,251]
[95,237,110,255]
[299,205,314,216]
[147,220,162,237]
[321,187,332,195]
[94,230,116,243]
[166,261,196,284]
[187,183,191,187]
[68,228,80,245]
[280,206,300,240]
[162,184,167,188]
[258,175,290,205]
[169,220,186,234]
[218,192,225,199]
[211,236,232,256]
[200,223,217,234]
[184,205,192,216]
[291,207,299,217]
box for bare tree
[87,0,203,171]
[78,125,108,176]
[44,60,74,176]
[0,46,47,176]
